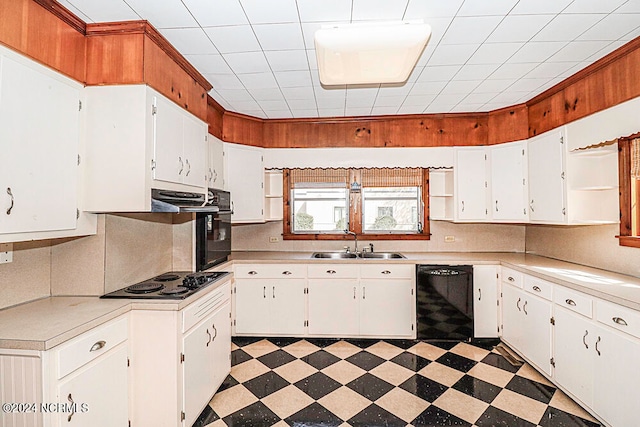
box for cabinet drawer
[308,264,359,279]
[596,300,640,339]
[501,267,523,288]
[523,275,553,301]
[56,316,128,379]
[360,264,414,279]
[183,280,231,333]
[554,286,593,318]
[235,264,306,279]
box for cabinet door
[153,95,184,185]
[473,265,499,338]
[235,279,270,334]
[359,280,414,337]
[520,293,552,376]
[183,314,217,427]
[270,280,306,335]
[593,324,640,427]
[208,136,225,189]
[501,283,524,351]
[0,54,79,234]
[308,279,359,336]
[553,307,594,408]
[57,344,128,427]
[182,116,207,188]
[224,143,264,223]
[491,141,528,222]
[528,130,565,223]
[454,148,489,221]
[210,302,232,390]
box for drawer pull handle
[212,323,217,342]
[327,270,336,274]
[206,329,211,346]
[523,301,528,315]
[532,286,541,292]
[282,271,292,275]
[516,298,521,311]
[89,340,106,352]
[248,271,258,275]
[595,336,601,356]
[263,286,266,298]
[583,330,589,349]
[273,286,276,299]
[613,317,628,326]
[6,187,14,215]
[363,287,366,300]
[508,276,515,282]
[353,287,356,299]
[67,394,75,422]
[565,299,576,306]
[381,270,391,275]
[478,288,482,301]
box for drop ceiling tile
[468,42,524,64]
[316,97,346,109]
[306,50,319,69]
[507,41,568,63]
[238,72,279,89]
[160,28,218,55]
[297,0,353,22]
[563,0,627,14]
[423,103,455,113]
[450,103,485,112]
[253,23,305,51]
[66,0,138,21]
[247,111,268,119]
[275,70,313,88]
[372,106,400,115]
[281,86,316,100]
[230,99,261,110]
[525,61,578,79]
[318,108,346,116]
[621,25,640,40]
[206,74,245,90]
[428,44,480,66]
[123,0,197,28]
[215,89,255,101]
[314,87,347,100]
[204,26,260,54]
[462,92,497,104]
[482,101,510,110]
[547,40,611,62]
[346,97,376,108]
[403,0,464,18]
[557,61,590,78]
[490,90,531,103]
[352,0,409,20]
[288,98,318,109]
[586,40,627,62]
[374,96,408,107]
[473,79,516,93]
[507,77,550,92]
[240,0,299,24]
[291,109,320,117]
[416,45,437,66]
[457,0,519,16]
[265,50,309,71]
[399,105,428,114]
[452,64,500,80]
[440,16,503,44]
[615,0,640,13]
[531,14,606,42]
[510,0,573,15]
[403,94,436,106]
[182,0,248,26]
[378,84,413,97]
[251,88,286,101]
[258,100,290,110]
[577,14,640,41]
[406,66,426,83]
[441,80,482,94]
[417,65,462,82]
[224,52,271,73]
[265,110,294,118]
[486,15,555,43]
[410,81,447,95]
[58,1,92,22]
[185,54,232,74]
[345,107,373,116]
[301,22,350,49]
[488,62,538,79]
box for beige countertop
[3,252,640,352]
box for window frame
[283,168,431,240]
[618,132,640,248]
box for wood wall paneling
[527,91,565,137]
[488,104,528,145]
[207,96,224,139]
[223,112,264,147]
[85,33,145,84]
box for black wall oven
[196,189,232,271]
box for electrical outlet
[269,236,280,243]
[444,236,455,243]
[0,243,13,264]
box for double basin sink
[311,252,405,259]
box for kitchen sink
[310,252,405,259]
[311,252,358,259]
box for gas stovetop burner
[160,286,189,295]
[153,273,181,282]
[183,272,217,289]
[125,282,165,294]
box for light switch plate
[0,243,13,263]
[444,236,455,243]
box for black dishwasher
[416,265,473,340]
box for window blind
[289,168,349,186]
[361,168,423,187]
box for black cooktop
[100,271,230,300]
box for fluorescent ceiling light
[315,21,431,86]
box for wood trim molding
[617,132,640,247]
[32,0,86,34]
[86,21,212,91]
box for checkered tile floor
[194,338,601,427]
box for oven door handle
[216,209,233,215]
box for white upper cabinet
[454,147,490,221]
[528,129,566,223]
[223,143,265,223]
[207,135,225,190]
[490,140,529,222]
[0,46,97,242]
[84,85,208,212]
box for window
[283,168,430,240]
[618,133,640,247]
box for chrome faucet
[344,229,358,254]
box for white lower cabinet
[359,279,413,337]
[308,279,359,336]
[473,265,499,338]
